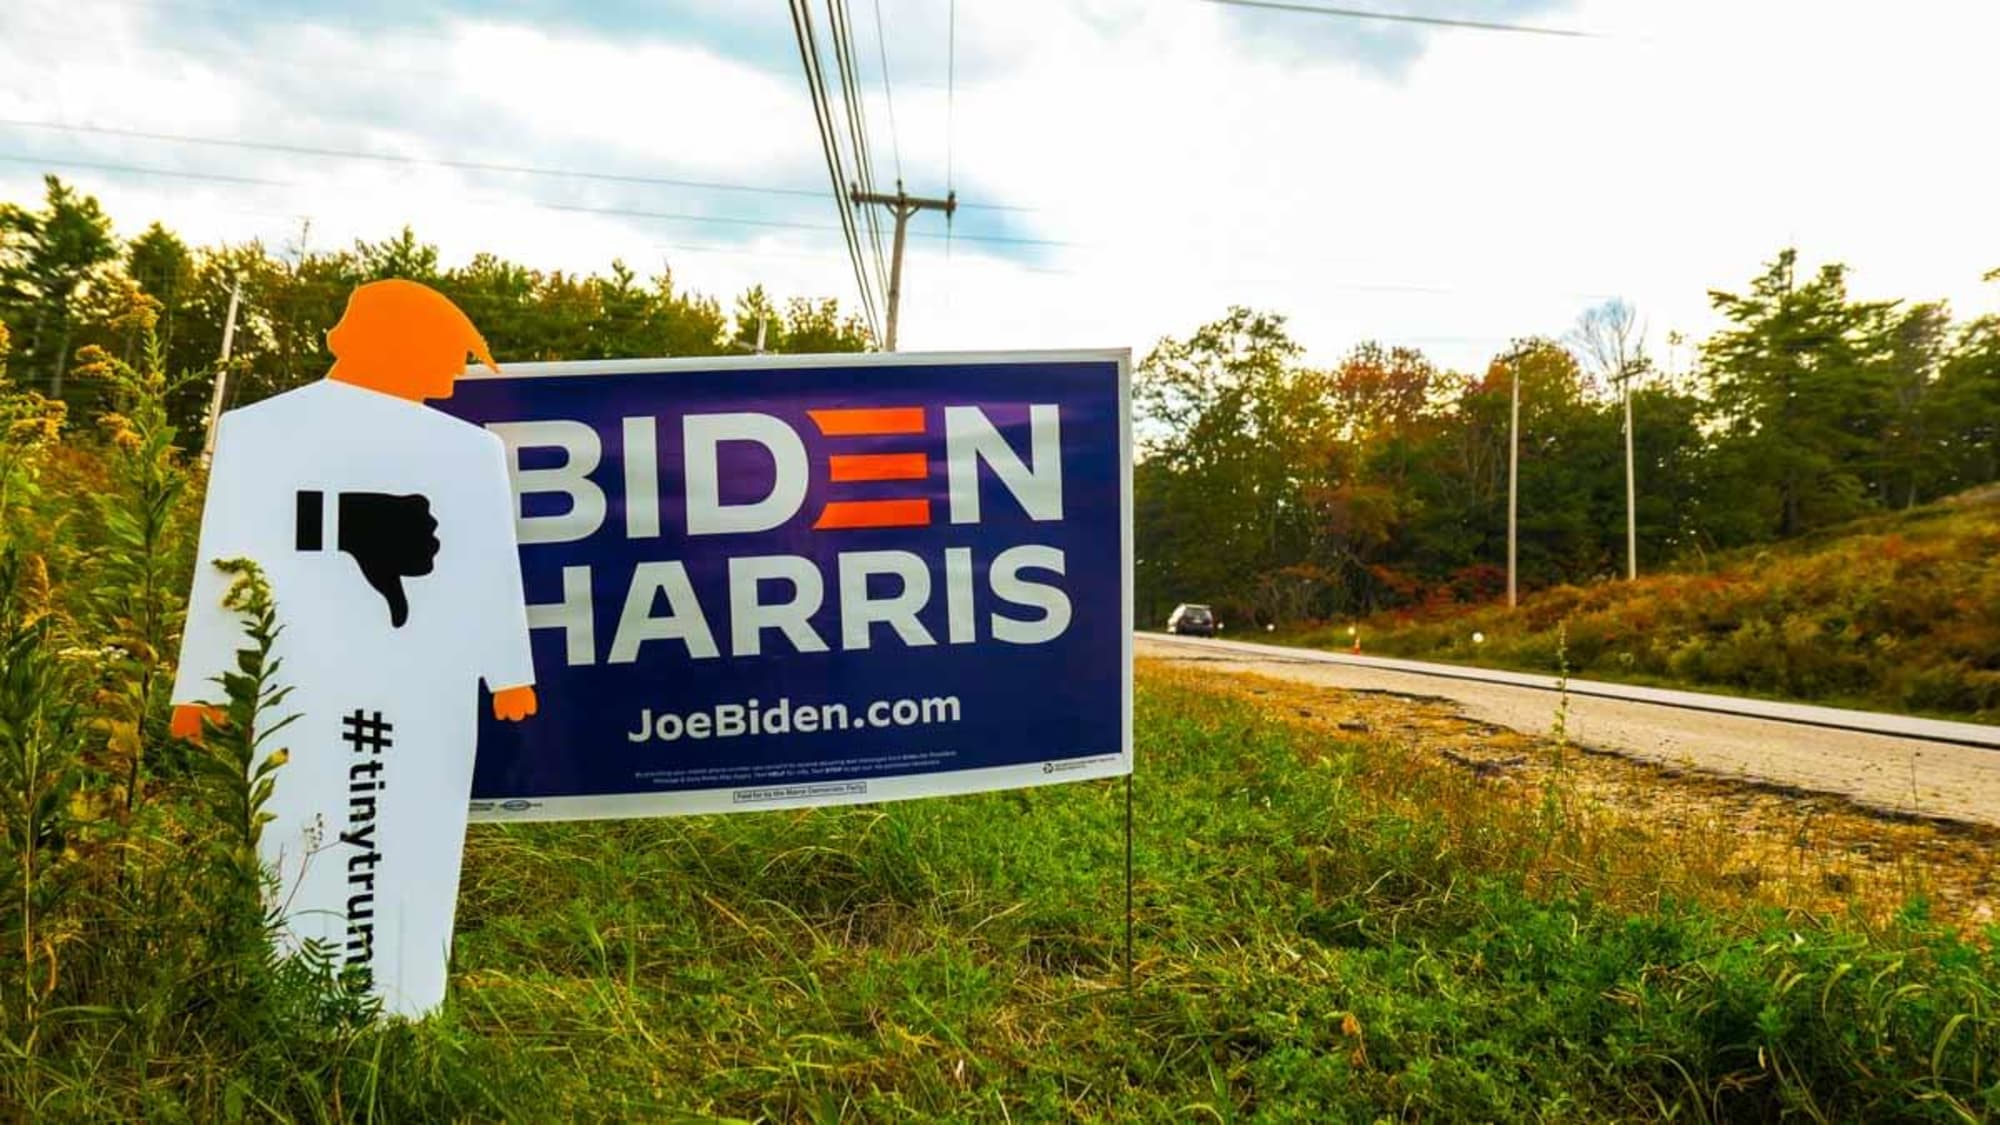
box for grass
[1284,493,2000,721]
[10,661,1998,1120]
[5,318,1997,1119]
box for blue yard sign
[439,350,1132,820]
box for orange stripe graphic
[829,452,929,482]
[814,498,932,529]
[808,407,925,436]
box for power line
[800,0,880,332]
[0,118,829,207]
[15,23,458,82]
[870,0,902,184]
[789,0,882,342]
[946,0,958,193]
[49,0,467,49]
[1193,0,1600,38]
[945,0,958,265]
[844,1,890,297]
[0,152,289,187]
[0,152,1625,301]
[0,118,1035,212]
[657,240,854,266]
[826,0,889,295]
[0,146,1068,249]
[541,197,1061,248]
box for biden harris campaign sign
[441,350,1132,820]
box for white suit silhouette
[174,373,534,1018]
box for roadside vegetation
[1135,254,2000,661]
[0,324,1992,1116]
[3,175,1997,1119]
[1288,492,2000,720]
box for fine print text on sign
[442,350,1133,820]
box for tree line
[0,175,870,437]
[8,174,1999,629]
[1136,252,2000,627]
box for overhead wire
[0,152,289,187]
[0,117,1039,214]
[2,1,1628,356]
[826,0,889,296]
[815,2,885,325]
[0,150,1624,303]
[945,0,957,266]
[845,0,891,294]
[0,119,830,204]
[945,0,957,193]
[1191,0,1600,38]
[0,148,1065,248]
[787,0,882,343]
[870,0,902,184]
[539,199,1064,247]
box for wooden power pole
[1620,367,1637,581]
[1507,362,1520,608]
[849,184,956,351]
[200,276,243,466]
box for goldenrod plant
[69,292,195,798]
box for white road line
[1140,632,2000,751]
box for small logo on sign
[500,799,535,812]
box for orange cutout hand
[171,704,225,743]
[493,685,538,722]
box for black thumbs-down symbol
[296,490,440,628]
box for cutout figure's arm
[492,684,538,721]
[474,433,538,720]
[171,419,254,744]
[170,704,225,742]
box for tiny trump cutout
[171,280,538,1019]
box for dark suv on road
[1166,603,1218,636]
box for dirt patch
[1150,657,2000,931]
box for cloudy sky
[4,0,1998,372]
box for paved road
[1139,633,2000,827]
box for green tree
[728,287,870,354]
[1877,301,1952,508]
[438,252,544,360]
[355,226,441,283]
[1398,340,1606,590]
[1931,275,2000,492]
[773,296,870,353]
[732,285,782,352]
[1135,308,1333,621]
[124,223,195,365]
[1301,342,1450,614]
[1702,249,1896,540]
[1626,381,1709,565]
[0,176,119,399]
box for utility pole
[849,184,956,351]
[1621,366,1637,581]
[1568,300,1646,583]
[733,315,770,355]
[200,276,243,466]
[1507,361,1520,608]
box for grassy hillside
[1294,492,2000,719]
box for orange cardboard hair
[326,280,498,401]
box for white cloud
[2,0,1997,372]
